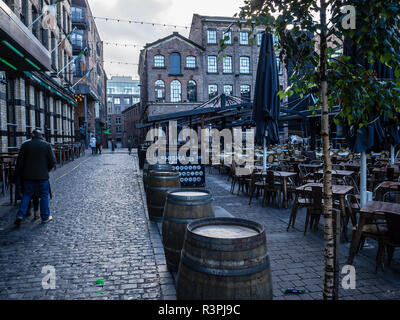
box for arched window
[154,80,165,102]
[170,80,182,102]
[154,55,165,68]
[187,80,197,102]
[170,53,181,75]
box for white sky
[89,0,246,79]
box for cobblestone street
[1,151,400,300]
[0,150,174,300]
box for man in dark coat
[14,130,56,226]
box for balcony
[71,13,90,30]
[72,38,88,55]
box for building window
[170,53,181,75]
[115,106,121,113]
[170,80,182,102]
[223,85,233,96]
[25,82,31,129]
[6,78,17,148]
[207,56,217,73]
[240,32,249,45]
[223,56,233,73]
[223,31,232,44]
[155,80,165,102]
[277,58,283,75]
[124,97,131,105]
[240,85,251,100]
[116,117,121,124]
[207,30,217,44]
[186,56,196,69]
[240,57,250,74]
[108,117,112,125]
[116,126,122,133]
[257,33,263,46]
[34,88,41,128]
[187,80,197,102]
[208,85,218,99]
[154,55,165,68]
[114,97,120,105]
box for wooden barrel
[146,171,180,222]
[176,217,273,300]
[162,189,215,271]
[143,164,174,191]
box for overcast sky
[89,0,245,79]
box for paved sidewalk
[0,150,174,300]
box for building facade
[106,76,139,148]
[0,0,76,152]
[71,0,107,148]
[135,14,287,144]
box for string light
[93,16,191,29]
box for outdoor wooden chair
[384,212,400,267]
[262,170,282,207]
[383,191,400,204]
[248,173,265,205]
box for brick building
[135,14,288,144]
[121,102,140,147]
[71,0,107,148]
[0,0,76,152]
[106,76,140,148]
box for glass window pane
[223,85,233,95]
[154,55,165,67]
[240,32,249,45]
[208,85,218,99]
[171,80,182,102]
[223,31,232,44]
[208,56,217,73]
[186,56,196,68]
[223,56,232,73]
[240,57,250,73]
[240,85,251,100]
[207,30,217,44]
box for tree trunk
[320,0,337,300]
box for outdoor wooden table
[339,162,361,171]
[316,169,355,179]
[347,201,400,265]
[375,181,400,201]
[256,171,297,209]
[372,167,400,178]
[288,183,354,239]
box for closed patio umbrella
[253,33,281,171]
[343,39,397,205]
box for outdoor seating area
[207,146,400,274]
[0,142,84,206]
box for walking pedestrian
[90,135,97,155]
[96,139,102,155]
[128,138,133,155]
[14,130,56,226]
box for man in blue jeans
[14,130,56,227]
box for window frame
[208,84,218,99]
[185,56,196,69]
[223,56,233,73]
[154,54,165,68]
[154,80,166,102]
[207,29,217,44]
[170,80,182,103]
[240,56,251,74]
[223,85,233,96]
[240,85,251,100]
[187,80,197,102]
[223,31,232,45]
[240,31,249,45]
[207,56,218,74]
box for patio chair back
[384,212,400,245]
[383,191,400,204]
